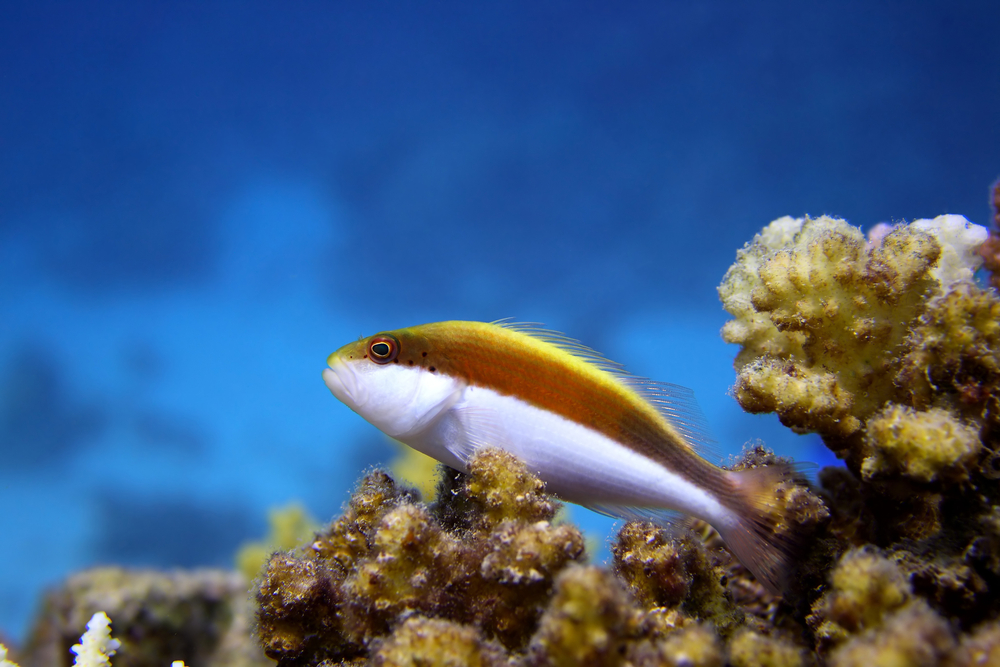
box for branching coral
[628,623,725,667]
[527,565,637,667]
[727,628,805,667]
[255,448,586,665]
[718,214,1000,555]
[611,522,744,638]
[611,521,693,609]
[828,600,955,667]
[947,619,1000,667]
[70,612,120,667]
[369,616,507,667]
[236,503,320,581]
[719,214,987,469]
[252,447,825,666]
[896,281,1000,432]
[861,404,981,483]
[807,548,913,651]
[7,612,121,667]
[719,209,1000,664]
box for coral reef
[255,449,588,665]
[252,447,827,666]
[718,214,987,464]
[610,521,744,638]
[827,599,955,667]
[252,303,1000,664]
[807,548,913,653]
[727,628,804,667]
[4,612,120,667]
[20,568,267,667]
[527,566,636,667]
[627,623,725,667]
[369,616,507,667]
[717,212,1000,663]
[16,209,1000,666]
[861,404,981,483]
[947,619,1000,666]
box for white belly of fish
[402,383,732,529]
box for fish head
[323,329,461,438]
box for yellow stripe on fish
[323,320,800,594]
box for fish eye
[367,334,399,364]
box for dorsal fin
[492,320,718,460]
[622,376,717,460]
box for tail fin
[717,462,809,595]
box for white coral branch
[70,612,121,667]
[0,644,20,667]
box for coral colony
[11,209,1000,666]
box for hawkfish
[323,320,798,593]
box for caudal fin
[718,462,811,595]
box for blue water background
[2,2,999,641]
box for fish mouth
[323,357,366,407]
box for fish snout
[323,357,366,408]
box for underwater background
[1,0,998,643]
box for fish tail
[718,463,804,595]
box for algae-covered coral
[253,447,825,666]
[718,212,1000,661]
[718,214,988,463]
[256,449,588,665]
[719,214,998,490]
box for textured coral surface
[719,214,991,472]
[248,447,826,666]
[717,213,1000,666]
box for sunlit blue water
[2,1,999,642]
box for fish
[322,320,799,593]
